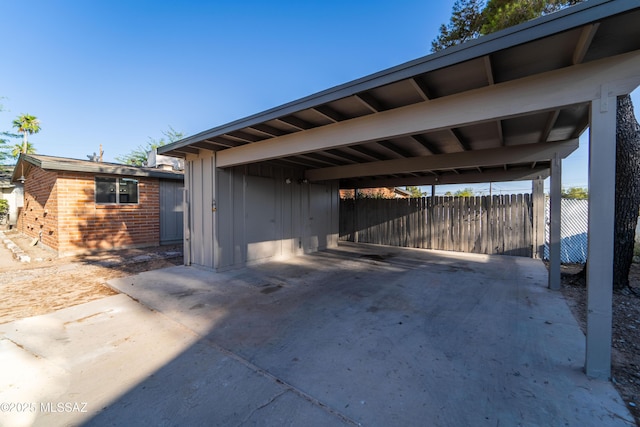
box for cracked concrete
[0,242,633,426]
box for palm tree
[12,114,40,154]
[11,141,36,159]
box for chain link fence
[544,198,588,263]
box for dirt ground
[0,230,183,324]
[1,230,639,424]
[561,262,640,425]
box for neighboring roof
[159,0,640,188]
[0,165,15,188]
[11,154,184,183]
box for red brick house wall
[18,167,160,256]
[339,187,409,199]
[17,167,58,249]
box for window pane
[119,178,138,204]
[96,177,117,203]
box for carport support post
[532,178,545,259]
[548,153,561,290]
[585,90,616,380]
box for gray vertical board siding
[188,153,215,269]
[159,179,185,245]
[187,156,338,270]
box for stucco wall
[19,167,161,255]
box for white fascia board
[306,139,578,182]
[217,51,640,168]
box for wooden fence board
[339,193,535,257]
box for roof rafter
[312,105,346,123]
[249,124,288,137]
[216,51,640,168]
[306,139,578,181]
[275,116,315,131]
[340,165,551,189]
[540,110,561,142]
[409,76,431,101]
[375,140,413,158]
[354,93,384,113]
[410,134,441,155]
[573,23,600,65]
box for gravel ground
[0,230,182,324]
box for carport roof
[160,0,640,188]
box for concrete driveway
[0,242,633,426]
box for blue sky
[0,1,637,195]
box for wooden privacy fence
[339,195,539,257]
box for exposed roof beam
[347,145,388,161]
[203,138,238,148]
[409,76,431,101]
[497,120,504,146]
[573,23,600,65]
[192,141,223,151]
[410,134,441,155]
[340,165,551,189]
[306,139,578,181]
[224,131,263,143]
[275,116,315,131]
[354,93,384,113]
[279,157,326,169]
[299,152,345,166]
[449,128,471,151]
[325,149,365,164]
[217,52,640,168]
[175,146,200,155]
[312,105,345,123]
[249,124,288,137]
[376,140,413,158]
[484,55,495,85]
[572,112,591,138]
[540,110,561,142]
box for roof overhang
[11,154,184,183]
[159,0,640,188]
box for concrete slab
[100,242,633,426]
[0,242,632,426]
[0,294,350,426]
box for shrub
[0,199,8,223]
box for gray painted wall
[185,151,338,270]
[159,179,184,245]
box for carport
[160,0,640,379]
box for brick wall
[19,167,161,256]
[17,167,59,249]
[339,188,404,199]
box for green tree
[11,141,36,158]
[561,186,588,200]
[0,199,8,223]
[12,114,40,154]
[116,126,184,166]
[431,0,485,52]
[454,187,474,197]
[434,0,640,289]
[405,186,424,198]
[0,100,16,162]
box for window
[95,177,139,204]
